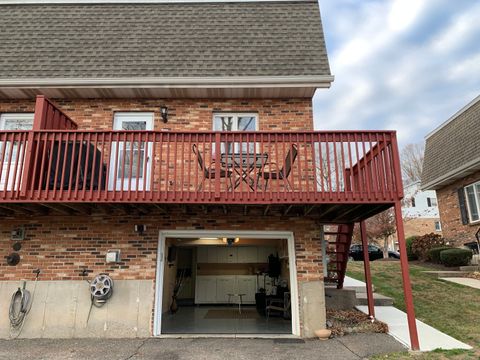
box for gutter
[421,156,480,190]
[0,75,335,89]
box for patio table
[220,152,268,191]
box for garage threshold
[155,333,300,339]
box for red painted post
[394,200,420,350]
[360,220,375,318]
[214,132,221,199]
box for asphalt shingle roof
[0,1,331,79]
[422,96,480,189]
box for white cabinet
[236,276,257,303]
[216,276,236,303]
[237,247,257,263]
[217,247,238,263]
[195,275,257,304]
[197,247,219,263]
[197,247,208,263]
[257,246,276,263]
[195,276,217,304]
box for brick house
[422,95,480,247]
[0,0,419,348]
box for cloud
[314,0,480,148]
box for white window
[0,113,34,191]
[427,197,437,207]
[434,221,442,231]
[213,113,258,154]
[465,181,480,223]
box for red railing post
[360,220,375,318]
[214,132,221,199]
[390,131,404,200]
[394,200,420,350]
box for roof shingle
[0,1,331,79]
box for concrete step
[459,265,480,271]
[356,292,394,306]
[423,271,470,278]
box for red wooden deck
[0,96,404,207]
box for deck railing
[0,129,403,204]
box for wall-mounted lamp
[160,106,168,123]
[222,237,240,246]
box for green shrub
[440,248,473,267]
[427,246,453,263]
[406,236,418,261]
[411,233,446,260]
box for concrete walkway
[356,306,472,351]
[345,273,474,351]
[0,335,407,360]
[440,277,480,290]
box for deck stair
[324,223,355,289]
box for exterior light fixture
[160,106,168,123]
[222,237,240,246]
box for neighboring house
[0,0,418,348]
[402,181,442,235]
[422,95,480,247]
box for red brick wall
[436,169,480,245]
[0,206,322,282]
[0,98,313,131]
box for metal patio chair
[192,144,233,191]
[257,144,298,191]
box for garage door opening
[154,231,299,336]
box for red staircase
[324,223,355,289]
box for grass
[346,261,480,359]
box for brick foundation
[436,169,480,246]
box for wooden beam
[222,205,228,215]
[60,203,92,215]
[0,204,35,215]
[152,204,167,214]
[283,205,293,216]
[243,205,248,216]
[39,203,74,215]
[304,205,316,216]
[263,205,270,216]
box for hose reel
[89,274,114,307]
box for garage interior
[161,237,292,334]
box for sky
[313,0,480,149]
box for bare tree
[401,143,424,183]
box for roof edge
[0,0,315,4]
[425,94,480,140]
[0,75,335,88]
[421,156,480,190]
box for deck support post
[394,200,420,350]
[360,220,375,318]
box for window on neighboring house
[426,197,437,207]
[213,113,258,154]
[464,181,480,223]
[411,197,416,207]
[434,221,442,231]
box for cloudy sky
[314,0,480,148]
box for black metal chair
[192,144,233,191]
[257,144,298,191]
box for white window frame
[434,221,442,232]
[212,113,259,155]
[0,113,34,191]
[464,180,480,223]
[108,112,154,191]
[212,113,259,132]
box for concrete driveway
[0,334,406,360]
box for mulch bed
[326,309,388,337]
[466,271,480,280]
